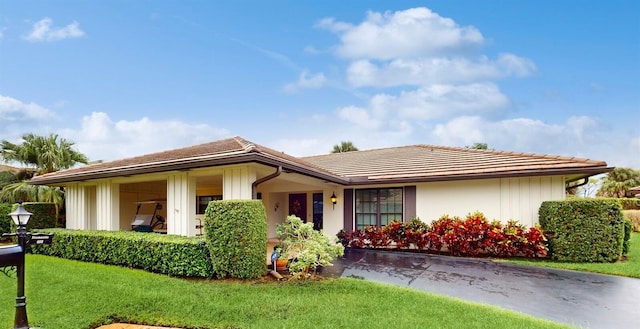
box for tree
[1,133,89,174]
[0,133,89,222]
[466,142,488,150]
[596,167,640,198]
[331,141,359,153]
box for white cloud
[337,83,510,128]
[24,17,85,42]
[347,54,536,87]
[337,106,381,129]
[283,70,327,93]
[318,7,484,60]
[0,95,55,122]
[60,112,229,161]
[431,115,603,155]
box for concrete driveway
[321,249,640,329]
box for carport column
[64,183,86,229]
[222,166,256,199]
[96,181,120,231]
[167,172,196,236]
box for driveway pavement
[320,249,640,329]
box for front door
[289,193,307,222]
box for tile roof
[29,137,344,185]
[29,137,611,186]
[302,145,610,184]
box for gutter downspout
[252,166,282,199]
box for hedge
[539,199,625,262]
[0,203,12,237]
[204,200,267,280]
[15,202,57,230]
[29,229,213,277]
[599,198,640,210]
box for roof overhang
[29,152,348,186]
[344,166,613,185]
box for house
[628,186,640,198]
[29,136,611,239]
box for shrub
[617,198,640,210]
[29,229,213,277]
[0,203,12,238]
[338,212,547,258]
[276,215,344,277]
[539,199,625,262]
[20,202,57,230]
[204,200,267,280]
[623,219,632,256]
[624,210,640,232]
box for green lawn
[503,233,640,278]
[0,255,572,329]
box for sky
[1,0,639,168]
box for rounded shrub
[204,200,267,280]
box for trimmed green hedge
[539,199,625,262]
[597,197,640,210]
[623,219,632,255]
[17,202,57,230]
[204,200,267,280]
[29,229,213,277]
[0,203,12,237]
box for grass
[0,255,573,329]
[504,232,640,278]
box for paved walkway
[320,249,640,329]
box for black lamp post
[7,202,32,329]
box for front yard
[0,255,572,329]
[504,233,640,278]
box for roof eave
[345,166,613,186]
[29,152,348,186]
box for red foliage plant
[337,212,548,259]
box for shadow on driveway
[320,249,640,329]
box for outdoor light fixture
[9,203,32,227]
[330,192,337,209]
[6,202,33,329]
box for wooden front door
[289,193,307,222]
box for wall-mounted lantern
[330,192,338,210]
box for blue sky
[1,0,639,168]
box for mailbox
[0,244,23,267]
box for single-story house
[29,136,611,239]
[628,186,640,198]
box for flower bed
[337,212,547,258]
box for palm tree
[0,133,89,222]
[331,141,359,153]
[465,142,489,150]
[1,133,89,174]
[596,167,640,198]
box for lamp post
[7,202,32,329]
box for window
[355,188,403,230]
[197,195,222,214]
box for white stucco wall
[322,188,343,239]
[415,176,565,227]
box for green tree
[596,167,640,198]
[0,133,89,221]
[331,141,359,153]
[1,133,89,174]
[465,142,488,150]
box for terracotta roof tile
[302,145,608,182]
[29,137,610,186]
